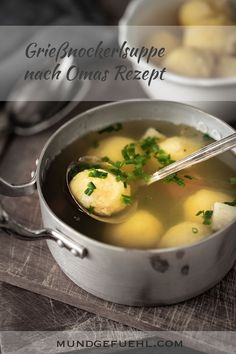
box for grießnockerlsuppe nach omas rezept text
[44,120,236,250]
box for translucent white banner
[0,26,235,102]
[1,331,235,354]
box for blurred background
[0,0,130,25]
[0,0,236,345]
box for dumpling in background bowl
[216,56,236,77]
[119,0,236,120]
[183,27,236,56]
[163,47,215,78]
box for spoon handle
[149,133,236,185]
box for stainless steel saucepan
[0,100,236,306]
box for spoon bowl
[66,156,138,224]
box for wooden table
[0,103,236,354]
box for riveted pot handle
[0,175,37,196]
[0,204,87,258]
[0,159,38,197]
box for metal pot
[1,100,236,306]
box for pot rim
[37,99,236,254]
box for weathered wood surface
[0,108,236,354]
[0,281,133,331]
[1,219,235,332]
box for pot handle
[0,175,37,196]
[0,203,87,258]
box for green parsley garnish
[121,194,133,205]
[224,199,236,207]
[230,178,236,185]
[87,206,95,214]
[196,210,213,225]
[140,136,160,155]
[84,182,96,196]
[88,169,108,179]
[99,123,123,134]
[99,135,189,187]
[184,175,194,180]
[163,173,185,187]
[192,227,198,234]
[156,150,174,166]
[122,143,139,161]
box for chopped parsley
[98,135,192,187]
[140,136,160,155]
[156,151,174,166]
[196,210,213,225]
[230,178,236,185]
[99,123,123,134]
[87,206,95,214]
[224,199,236,207]
[184,175,194,180]
[163,173,185,187]
[121,194,133,205]
[84,182,96,196]
[88,169,108,179]
[192,227,198,234]
[122,142,137,160]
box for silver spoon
[148,132,236,185]
[67,133,236,223]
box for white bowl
[119,0,236,122]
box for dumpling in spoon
[70,168,131,216]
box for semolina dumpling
[70,169,131,216]
[146,31,181,64]
[216,56,236,78]
[163,47,215,78]
[183,27,236,56]
[87,136,136,162]
[103,210,163,249]
[179,0,216,26]
[159,136,203,160]
[184,188,232,222]
[179,0,232,26]
[159,221,211,248]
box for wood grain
[0,282,132,331]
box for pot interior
[38,100,236,247]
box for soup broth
[43,120,236,249]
